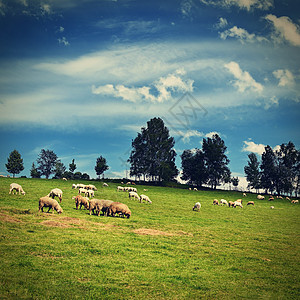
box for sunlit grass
[0,177,299,299]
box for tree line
[5,149,109,180]
[4,117,299,196]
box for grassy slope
[0,177,299,299]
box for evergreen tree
[244,153,261,192]
[95,156,109,179]
[30,162,41,178]
[202,134,230,189]
[37,149,58,179]
[129,117,178,182]
[6,150,24,177]
[69,159,76,173]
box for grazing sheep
[286,197,290,201]
[62,177,67,181]
[220,199,228,206]
[277,196,283,199]
[228,201,235,207]
[9,183,26,195]
[247,201,255,206]
[89,199,103,215]
[103,183,109,187]
[72,195,89,210]
[39,196,63,214]
[86,184,97,191]
[270,206,275,209]
[95,200,114,216]
[78,188,88,196]
[129,191,140,202]
[193,202,201,211]
[243,193,247,197]
[107,202,131,218]
[77,184,86,189]
[291,200,299,204]
[236,199,242,204]
[257,195,265,200]
[72,184,78,189]
[117,186,125,192]
[140,194,152,204]
[47,188,63,202]
[126,182,131,185]
[193,187,198,191]
[213,199,219,205]
[233,201,243,208]
[268,196,274,201]
[85,189,94,198]
[143,189,148,192]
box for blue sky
[0,0,299,188]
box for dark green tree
[37,149,58,179]
[181,149,208,187]
[231,177,239,190]
[202,134,230,189]
[53,160,66,179]
[30,162,41,178]
[244,153,261,192]
[6,150,24,177]
[69,159,77,173]
[129,117,178,182]
[95,156,109,179]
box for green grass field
[0,177,299,299]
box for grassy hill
[0,177,299,299]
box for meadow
[0,177,299,299]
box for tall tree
[181,149,208,187]
[244,153,261,192]
[37,149,58,179]
[6,150,24,177]
[95,156,109,179]
[202,134,230,189]
[53,160,66,179]
[129,117,178,182]
[69,159,77,173]
[30,162,41,178]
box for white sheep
[9,183,26,195]
[86,184,97,191]
[140,194,152,204]
[78,188,88,195]
[193,187,198,191]
[257,195,265,200]
[129,191,140,202]
[233,201,243,208]
[103,183,109,187]
[270,206,275,209]
[85,189,94,198]
[72,184,78,189]
[220,199,228,206]
[117,186,125,192]
[62,177,67,181]
[47,188,63,202]
[243,193,247,197]
[193,202,201,211]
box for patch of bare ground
[133,228,192,237]
[0,212,22,223]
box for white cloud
[220,26,267,43]
[58,37,70,46]
[224,61,263,93]
[242,140,266,155]
[200,0,273,11]
[215,17,228,29]
[92,69,194,103]
[273,69,295,87]
[177,130,204,143]
[265,14,300,47]
[205,131,221,138]
[242,140,280,155]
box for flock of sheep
[8,181,154,219]
[192,192,298,211]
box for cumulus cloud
[92,69,194,103]
[242,140,280,155]
[177,130,204,143]
[220,26,267,43]
[214,17,228,29]
[200,0,273,11]
[265,14,300,47]
[224,61,263,93]
[273,69,295,87]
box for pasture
[0,177,299,299]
